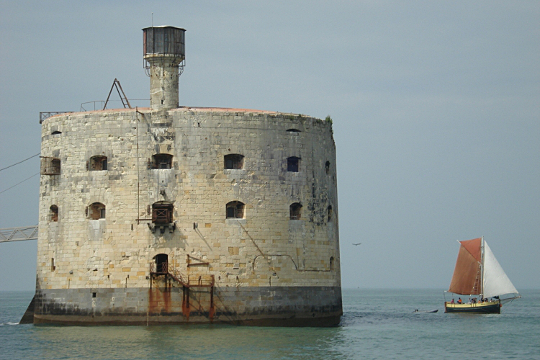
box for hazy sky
[1,1,539,291]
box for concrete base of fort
[27,286,342,327]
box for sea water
[1,289,538,360]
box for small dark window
[50,205,58,222]
[152,202,174,224]
[51,258,56,272]
[327,205,333,222]
[40,157,61,175]
[51,130,62,135]
[325,161,330,174]
[92,292,97,298]
[287,157,300,172]
[226,201,245,219]
[224,154,244,169]
[87,202,106,220]
[287,129,301,133]
[290,203,302,220]
[89,155,107,171]
[330,257,335,271]
[151,154,173,169]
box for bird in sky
[352,243,362,246]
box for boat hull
[444,300,501,314]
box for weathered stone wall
[35,106,341,324]
[33,286,341,326]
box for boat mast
[480,236,484,298]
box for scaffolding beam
[0,226,38,243]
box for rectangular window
[224,154,244,169]
[40,157,61,175]
[151,154,173,169]
[89,156,108,171]
[287,157,300,172]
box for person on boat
[450,299,454,304]
[457,298,462,304]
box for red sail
[448,238,482,295]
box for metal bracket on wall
[187,254,209,267]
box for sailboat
[444,237,520,314]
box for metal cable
[0,153,40,172]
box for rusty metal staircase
[149,260,215,321]
[149,260,214,288]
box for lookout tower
[143,26,186,110]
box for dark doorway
[155,254,168,274]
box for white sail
[482,241,519,298]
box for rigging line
[0,153,40,172]
[0,172,39,195]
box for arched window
[152,202,174,224]
[50,205,58,222]
[226,201,245,219]
[286,129,301,133]
[87,202,106,220]
[151,154,173,169]
[287,157,300,172]
[89,155,107,171]
[224,154,244,169]
[327,205,333,222]
[290,203,302,220]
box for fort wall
[34,106,341,325]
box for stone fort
[30,26,341,325]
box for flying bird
[352,243,362,246]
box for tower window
[152,202,174,224]
[325,161,330,174]
[87,202,106,220]
[150,154,173,169]
[287,157,300,172]
[224,154,244,169]
[89,155,107,171]
[327,205,333,222]
[226,201,245,219]
[50,205,58,222]
[290,203,302,220]
[40,157,61,175]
